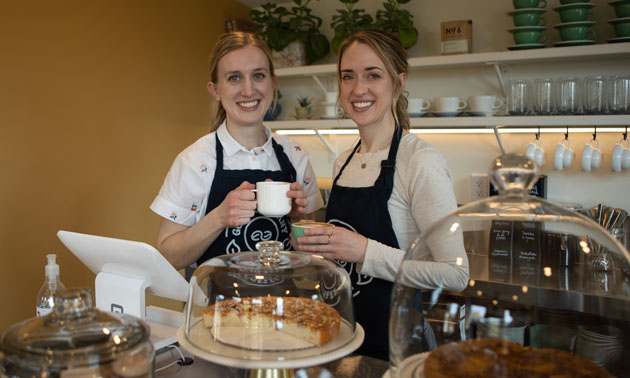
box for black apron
[196,134,296,266]
[325,126,402,361]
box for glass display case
[177,241,364,370]
[389,154,630,377]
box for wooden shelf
[275,43,630,78]
[267,115,630,130]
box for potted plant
[330,0,418,53]
[330,0,374,54]
[251,0,330,66]
[295,95,313,119]
[374,0,418,49]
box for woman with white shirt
[151,32,323,271]
[293,30,469,360]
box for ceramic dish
[507,43,546,50]
[408,112,428,117]
[553,20,596,28]
[320,115,340,120]
[553,39,596,46]
[432,111,463,117]
[607,36,630,42]
[552,2,595,12]
[467,111,497,117]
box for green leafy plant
[251,0,330,65]
[297,95,312,107]
[374,0,418,49]
[330,0,374,54]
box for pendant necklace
[356,146,385,169]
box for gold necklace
[356,147,385,169]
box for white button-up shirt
[151,122,324,226]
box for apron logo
[328,219,373,296]
[169,211,177,221]
[200,164,208,173]
[191,203,198,211]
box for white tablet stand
[57,230,189,321]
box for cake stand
[177,319,364,377]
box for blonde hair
[337,30,409,130]
[208,32,276,131]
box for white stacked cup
[554,138,574,171]
[525,137,545,167]
[408,98,430,116]
[434,97,467,115]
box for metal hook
[536,127,541,140]
[564,127,569,141]
[624,126,628,141]
[592,127,597,141]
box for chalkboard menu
[488,221,513,282]
[488,221,542,285]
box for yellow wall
[0,1,250,330]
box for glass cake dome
[388,154,630,378]
[178,241,363,370]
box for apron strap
[272,138,297,183]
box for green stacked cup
[508,0,547,49]
[552,1,597,46]
[608,1,630,41]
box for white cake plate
[177,319,364,370]
[382,352,430,378]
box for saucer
[508,25,546,33]
[320,115,339,120]
[408,112,428,117]
[553,20,596,29]
[553,39,596,46]
[507,43,546,50]
[432,111,463,117]
[467,111,495,117]
[507,8,546,16]
[607,36,630,43]
[552,3,595,12]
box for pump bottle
[36,254,66,316]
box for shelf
[267,115,630,130]
[275,43,630,78]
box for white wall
[268,0,629,212]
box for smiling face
[339,41,401,130]
[208,45,276,129]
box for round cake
[424,338,611,378]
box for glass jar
[0,287,154,377]
[388,154,629,377]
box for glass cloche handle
[255,240,283,268]
[489,153,539,196]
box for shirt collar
[217,121,274,157]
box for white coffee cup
[554,142,566,171]
[611,140,625,172]
[435,97,467,113]
[591,146,602,170]
[408,98,430,114]
[525,137,544,167]
[563,142,574,169]
[582,142,593,172]
[468,95,504,115]
[325,92,338,104]
[622,143,630,170]
[254,181,291,217]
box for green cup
[291,221,334,244]
[509,9,546,27]
[513,0,547,9]
[555,23,595,41]
[509,27,546,44]
[613,1,630,18]
[558,8,595,23]
[610,18,630,37]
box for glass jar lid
[0,287,150,369]
[180,241,362,368]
